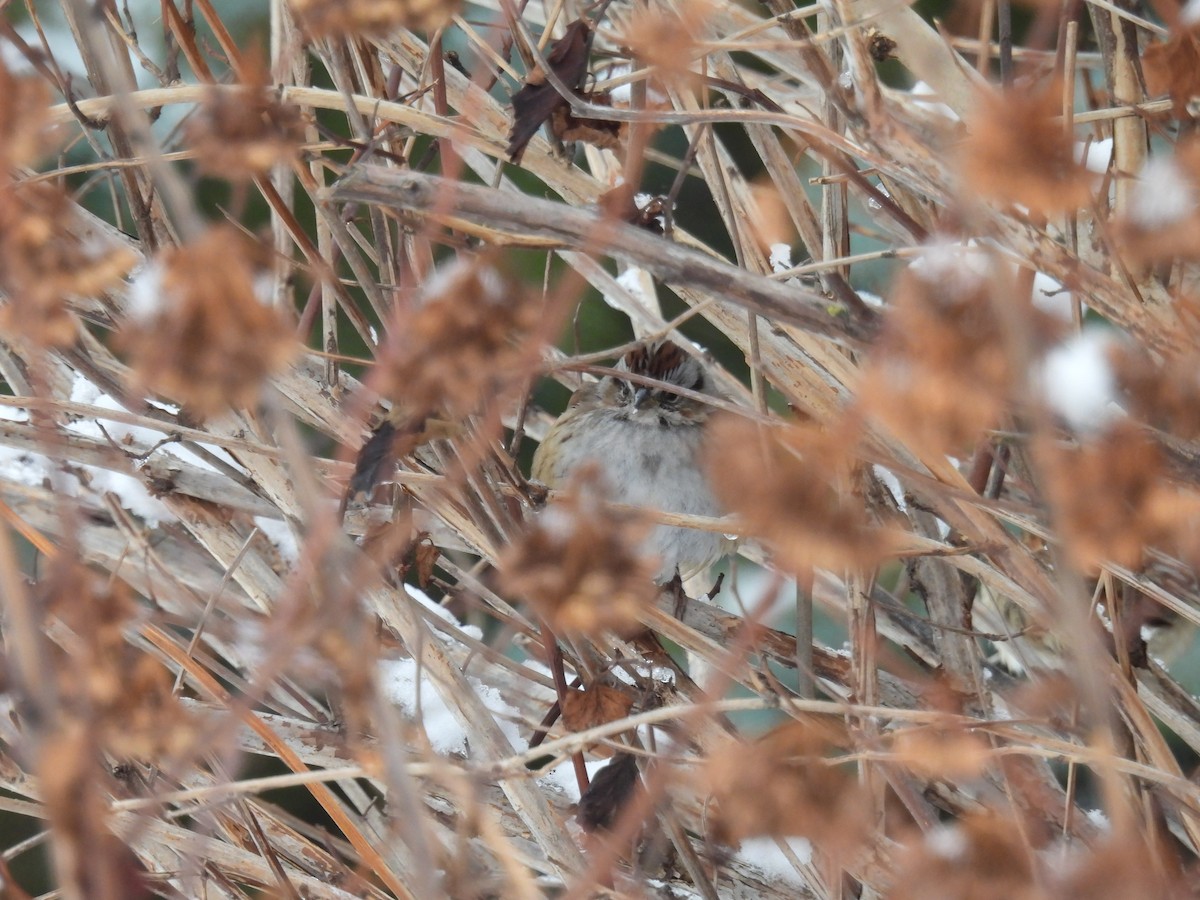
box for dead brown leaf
[561,683,635,732]
[508,19,595,162]
[1144,26,1200,118]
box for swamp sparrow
[532,340,726,583]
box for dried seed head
[859,260,1044,456]
[0,182,136,348]
[119,226,295,418]
[1144,23,1200,119]
[1034,421,1200,572]
[0,59,62,169]
[186,64,305,181]
[376,255,540,419]
[891,815,1040,900]
[499,464,658,636]
[706,417,894,575]
[958,80,1093,215]
[1112,142,1200,263]
[621,2,711,88]
[703,720,867,856]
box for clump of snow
[1039,328,1122,434]
[253,516,299,565]
[909,239,990,294]
[378,656,523,755]
[1031,272,1078,321]
[857,290,885,308]
[538,757,614,803]
[910,81,958,121]
[1184,0,1200,25]
[873,465,906,510]
[926,824,968,860]
[1076,138,1113,174]
[377,586,515,753]
[1129,156,1197,229]
[769,243,793,274]
[126,262,169,322]
[607,63,633,103]
[1085,808,1111,830]
[735,836,812,887]
[616,267,649,300]
[404,584,463,628]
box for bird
[532,339,726,585]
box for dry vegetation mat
[4,0,1200,896]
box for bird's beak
[633,386,653,409]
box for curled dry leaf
[376,255,540,420]
[289,0,459,37]
[704,720,867,856]
[119,226,295,418]
[0,182,135,348]
[507,18,638,161]
[958,80,1093,215]
[1144,24,1200,118]
[560,683,635,733]
[548,90,626,152]
[186,60,305,181]
[499,465,658,636]
[706,416,895,574]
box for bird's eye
[659,391,680,408]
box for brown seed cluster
[499,465,658,636]
[703,720,867,857]
[43,563,196,762]
[376,256,540,420]
[0,182,135,348]
[185,79,305,181]
[620,2,710,88]
[0,60,61,170]
[859,263,1030,456]
[706,417,895,574]
[119,226,295,418]
[1034,422,1200,572]
[289,0,460,37]
[958,80,1093,215]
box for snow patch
[909,239,990,294]
[910,81,958,121]
[769,243,793,274]
[1129,156,1197,229]
[735,836,812,887]
[1039,328,1122,434]
[1076,138,1113,174]
[926,824,968,860]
